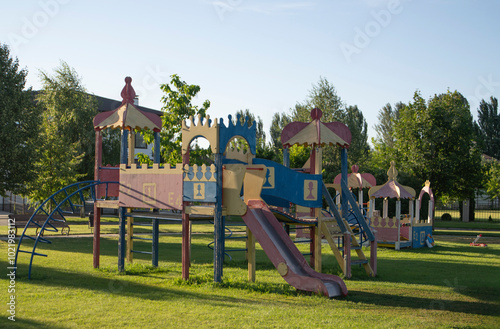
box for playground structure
[368,161,434,250]
[15,77,380,298]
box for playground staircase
[321,217,374,277]
[321,182,376,278]
[14,181,118,279]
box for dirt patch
[434,234,499,245]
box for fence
[435,190,500,222]
[0,192,30,214]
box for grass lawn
[1,226,499,329]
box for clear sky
[1,0,499,143]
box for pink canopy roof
[368,161,415,199]
[333,165,376,189]
[281,108,351,148]
[93,77,162,132]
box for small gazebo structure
[368,161,416,250]
[329,164,377,212]
[91,77,162,268]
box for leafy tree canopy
[143,74,210,166]
[28,61,97,204]
[393,90,482,202]
[475,96,500,159]
[0,43,41,196]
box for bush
[441,213,452,221]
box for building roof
[95,95,162,117]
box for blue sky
[1,0,499,144]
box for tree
[393,90,482,206]
[269,112,291,152]
[344,105,370,168]
[292,77,344,122]
[143,74,210,166]
[483,160,500,200]
[28,62,98,203]
[373,102,404,149]
[369,102,404,181]
[475,97,500,159]
[231,109,274,160]
[0,43,40,196]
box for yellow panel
[243,165,267,204]
[182,114,219,155]
[222,164,247,216]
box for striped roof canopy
[368,161,415,199]
[93,77,162,132]
[281,108,351,148]
[333,165,377,189]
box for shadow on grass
[2,259,268,309]
[347,291,498,316]
[9,234,500,314]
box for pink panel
[98,165,120,198]
[376,227,399,241]
[119,170,183,210]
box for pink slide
[242,200,348,297]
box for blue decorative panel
[218,114,257,155]
[412,225,433,248]
[183,164,217,203]
[253,158,323,208]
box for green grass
[434,220,500,230]
[1,231,499,328]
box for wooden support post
[415,199,420,223]
[128,130,135,165]
[344,232,351,279]
[370,230,377,277]
[383,198,389,218]
[214,152,224,282]
[153,131,160,164]
[121,130,129,165]
[93,204,101,269]
[93,129,102,269]
[182,151,190,280]
[152,217,159,267]
[428,199,434,224]
[283,147,290,168]
[314,147,322,272]
[359,189,363,211]
[127,210,133,263]
[396,199,401,250]
[118,207,126,272]
[309,147,316,268]
[247,227,256,282]
[182,206,190,280]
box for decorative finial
[387,161,398,181]
[351,164,359,173]
[121,76,136,105]
[310,108,323,121]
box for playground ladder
[321,217,374,278]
